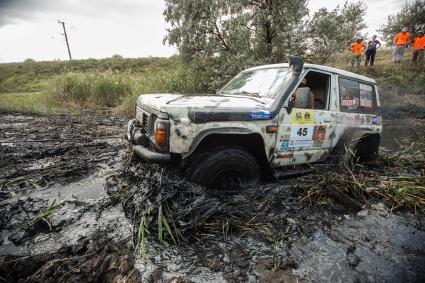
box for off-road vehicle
[127,56,382,188]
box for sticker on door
[291,110,314,125]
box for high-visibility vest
[351,42,364,55]
[395,32,410,45]
[413,36,425,50]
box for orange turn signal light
[155,129,167,145]
[266,125,278,133]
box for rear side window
[339,78,376,113]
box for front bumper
[127,119,171,163]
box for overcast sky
[0,0,404,63]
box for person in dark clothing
[365,35,381,67]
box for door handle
[324,120,331,123]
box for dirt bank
[1,112,424,283]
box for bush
[48,73,133,108]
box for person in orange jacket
[351,37,365,69]
[412,31,425,65]
[393,27,410,63]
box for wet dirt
[1,112,424,283]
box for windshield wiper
[239,90,260,97]
[219,91,260,97]
[220,93,267,105]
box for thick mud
[1,112,424,283]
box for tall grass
[0,92,54,114]
[47,73,133,108]
[116,68,196,116]
[0,56,182,93]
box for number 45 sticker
[290,126,314,140]
[297,128,308,136]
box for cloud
[0,0,163,27]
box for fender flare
[332,128,380,158]
[182,127,261,159]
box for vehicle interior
[294,71,330,110]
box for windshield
[218,67,292,98]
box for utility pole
[58,20,72,60]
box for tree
[164,0,308,63]
[380,0,425,39]
[163,0,308,91]
[163,0,367,91]
[305,2,367,64]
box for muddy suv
[127,56,382,188]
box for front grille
[142,112,149,132]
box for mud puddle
[381,118,425,150]
[1,112,425,283]
[0,112,142,282]
[107,158,425,283]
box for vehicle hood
[137,93,274,115]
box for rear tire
[184,146,261,190]
[354,134,380,162]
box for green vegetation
[380,0,425,39]
[0,48,424,116]
[0,92,54,114]
[0,56,198,116]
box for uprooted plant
[304,139,425,213]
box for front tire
[184,146,261,190]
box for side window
[293,71,330,110]
[339,78,376,113]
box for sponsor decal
[276,151,294,159]
[276,140,294,158]
[289,140,314,148]
[313,125,327,146]
[290,126,314,141]
[248,110,272,120]
[341,99,357,106]
[342,115,364,125]
[360,84,373,108]
[360,98,372,108]
[371,116,381,125]
[279,140,291,151]
[291,110,314,125]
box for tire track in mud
[1,113,424,283]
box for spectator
[393,27,410,63]
[365,35,381,67]
[412,31,425,65]
[351,37,365,69]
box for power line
[58,20,72,60]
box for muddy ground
[0,111,424,283]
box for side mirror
[284,97,294,114]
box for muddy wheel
[354,134,380,162]
[184,146,261,190]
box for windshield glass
[218,67,292,98]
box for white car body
[127,58,382,175]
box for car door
[271,70,338,167]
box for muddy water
[1,113,425,283]
[381,118,425,150]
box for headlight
[154,120,169,147]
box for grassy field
[0,50,424,117]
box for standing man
[393,27,410,63]
[412,31,425,65]
[365,35,381,67]
[351,37,365,69]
